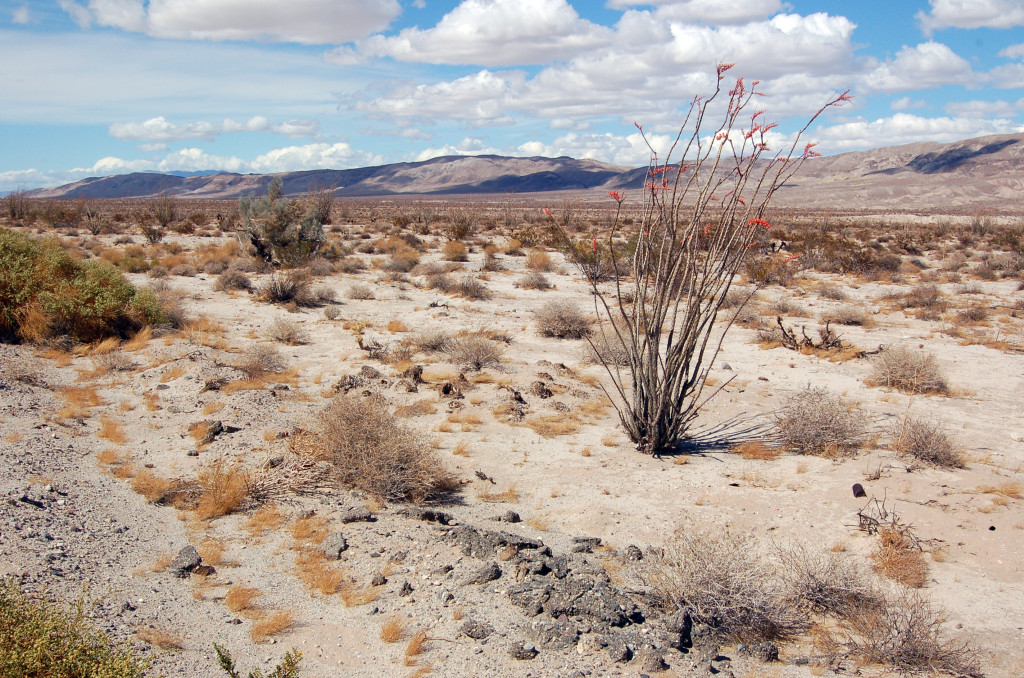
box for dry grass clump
[777,542,875,617]
[773,386,867,457]
[257,271,316,306]
[818,284,849,300]
[820,305,871,326]
[477,484,520,503]
[97,416,127,444]
[129,469,182,505]
[891,415,964,468]
[645,523,808,641]
[872,527,928,588]
[516,271,551,290]
[381,616,407,643]
[442,241,468,262]
[535,300,592,339]
[452,277,491,300]
[445,333,504,371]
[314,395,455,503]
[582,326,631,366]
[410,328,453,353]
[236,344,286,380]
[295,550,344,595]
[214,269,252,292]
[266,318,309,345]
[731,440,781,460]
[193,457,250,520]
[347,284,375,300]
[404,630,428,665]
[135,625,183,650]
[225,585,262,614]
[818,589,981,677]
[250,610,295,644]
[58,386,105,419]
[525,250,555,272]
[868,345,949,395]
[245,504,287,536]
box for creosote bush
[0,578,150,677]
[891,415,963,468]
[315,395,455,503]
[535,300,592,339]
[869,345,948,395]
[446,333,504,370]
[239,178,328,267]
[774,386,867,457]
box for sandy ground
[1,224,1023,677]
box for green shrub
[0,228,167,343]
[0,578,150,678]
[239,178,327,267]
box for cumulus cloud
[341,0,612,66]
[917,0,1024,35]
[607,0,785,24]
[999,42,1024,59]
[892,96,927,110]
[810,113,1024,152]
[108,116,320,143]
[860,41,973,92]
[355,70,521,124]
[414,137,502,162]
[944,98,1024,117]
[59,0,400,44]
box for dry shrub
[347,284,375,300]
[196,539,226,566]
[250,610,294,644]
[395,399,438,418]
[381,616,406,643]
[266,318,309,345]
[582,325,631,366]
[820,589,981,676]
[237,344,286,380]
[225,585,262,614]
[525,415,582,438]
[872,527,928,588]
[901,284,946,312]
[526,250,554,272]
[516,271,551,290]
[477,484,520,503]
[731,441,781,460]
[58,386,104,419]
[245,504,287,536]
[135,625,183,649]
[978,482,1022,499]
[774,386,867,457]
[452,277,491,300]
[777,542,875,617]
[194,457,250,520]
[295,550,344,595]
[891,415,964,468]
[405,630,428,665]
[257,271,315,306]
[535,300,592,339]
[820,305,871,327]
[818,284,849,300]
[956,305,989,323]
[386,249,420,273]
[869,345,948,395]
[214,270,252,292]
[442,241,468,262]
[315,395,455,503]
[130,469,181,504]
[445,333,504,371]
[338,578,378,607]
[290,514,330,546]
[645,523,808,641]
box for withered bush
[410,328,453,353]
[452,277,491,300]
[820,304,870,326]
[257,271,316,306]
[869,346,948,395]
[645,523,808,641]
[778,543,875,617]
[516,271,551,290]
[535,300,592,339]
[316,395,455,503]
[525,250,555,272]
[442,241,469,262]
[891,415,963,468]
[266,318,309,346]
[215,270,252,292]
[237,344,286,380]
[446,333,504,370]
[773,386,867,457]
[347,284,375,300]
[336,257,367,274]
[582,326,631,366]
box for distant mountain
[28,134,1024,210]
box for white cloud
[917,0,1024,35]
[60,0,401,44]
[811,113,1024,152]
[414,137,502,161]
[999,42,1024,59]
[12,6,30,24]
[608,0,785,24]
[346,0,612,66]
[944,98,1024,117]
[988,62,1024,88]
[892,96,927,110]
[861,41,973,92]
[249,143,382,172]
[108,116,321,143]
[355,70,521,124]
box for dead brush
[477,484,520,503]
[244,504,287,536]
[534,300,592,339]
[57,385,104,419]
[313,395,456,503]
[817,589,981,677]
[250,609,295,643]
[225,585,262,615]
[891,415,964,468]
[445,333,504,371]
[381,616,407,643]
[236,344,286,380]
[868,345,949,395]
[872,526,928,588]
[193,457,251,520]
[130,468,183,505]
[266,318,309,345]
[773,386,868,457]
[731,441,781,460]
[295,549,345,595]
[404,630,429,665]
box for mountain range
[28,133,1024,211]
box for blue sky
[2,0,1023,193]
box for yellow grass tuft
[478,484,520,503]
[136,625,183,649]
[295,550,344,596]
[245,504,287,536]
[97,416,127,444]
[405,630,428,665]
[58,385,104,419]
[381,616,407,643]
[160,365,187,383]
[291,514,330,546]
[250,610,295,644]
[225,585,262,614]
[194,458,249,520]
[123,326,153,352]
[731,440,782,460]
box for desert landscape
[1,132,1023,678]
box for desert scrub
[0,578,150,677]
[891,415,964,468]
[446,332,505,370]
[315,395,455,503]
[0,228,167,343]
[868,345,948,394]
[774,386,868,457]
[239,178,328,267]
[535,300,592,339]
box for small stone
[509,641,538,660]
[625,545,643,561]
[571,536,601,553]
[398,581,413,597]
[370,573,387,586]
[169,545,201,578]
[338,507,373,524]
[635,649,669,672]
[753,641,779,663]
[852,483,867,498]
[322,532,348,559]
[494,510,521,523]
[461,619,494,640]
[438,589,454,605]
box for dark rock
[195,420,223,446]
[507,580,551,617]
[401,507,453,525]
[495,510,521,523]
[400,364,425,383]
[398,581,413,597]
[371,573,387,586]
[461,619,494,640]
[169,545,201,578]
[530,381,553,399]
[852,483,867,498]
[527,619,579,649]
[440,382,463,399]
[338,507,373,523]
[322,532,348,559]
[604,635,632,663]
[464,561,502,585]
[753,641,779,663]
[431,564,454,577]
[665,610,693,650]
[446,525,544,559]
[626,545,643,561]
[571,536,602,553]
[509,641,538,660]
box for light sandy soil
[1,223,1023,677]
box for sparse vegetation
[535,300,591,339]
[892,415,964,468]
[774,386,867,457]
[869,345,949,394]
